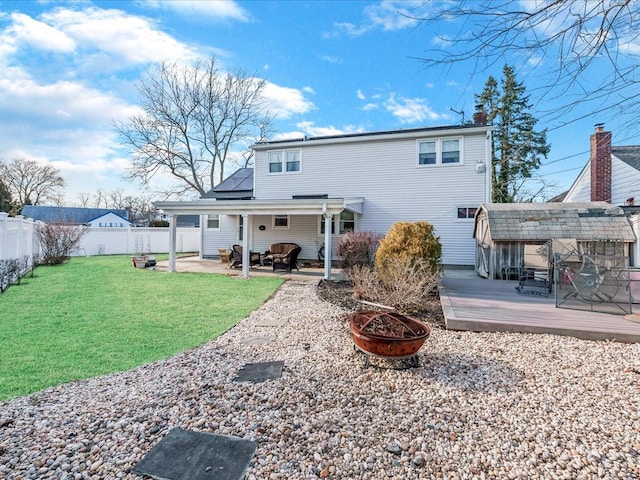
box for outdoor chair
[262,242,300,266]
[272,246,302,273]
[229,245,261,269]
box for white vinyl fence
[77,227,200,256]
[0,213,42,262]
[0,212,200,261]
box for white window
[268,149,301,174]
[268,152,282,173]
[418,141,436,165]
[457,207,477,219]
[272,215,289,229]
[417,138,462,166]
[320,211,356,235]
[206,214,220,230]
[442,139,460,164]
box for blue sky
[1,0,639,204]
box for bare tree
[115,57,274,197]
[92,189,109,208]
[0,158,65,208]
[77,193,91,208]
[414,1,640,128]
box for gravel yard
[1,281,639,479]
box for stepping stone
[254,317,288,327]
[233,361,284,383]
[132,428,256,480]
[241,335,277,345]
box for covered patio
[154,197,363,280]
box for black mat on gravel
[132,428,256,480]
[232,361,284,383]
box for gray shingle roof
[22,206,130,225]
[477,202,635,242]
[612,146,640,172]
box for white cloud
[40,7,197,66]
[320,54,342,64]
[142,0,250,22]
[384,93,441,124]
[332,0,421,36]
[7,12,76,53]
[303,86,316,95]
[295,121,362,137]
[262,82,315,119]
[362,103,379,111]
[356,89,366,100]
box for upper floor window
[206,214,220,230]
[457,207,477,219]
[418,141,436,165]
[268,149,301,174]
[417,138,462,166]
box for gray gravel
[1,281,639,480]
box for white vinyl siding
[564,156,640,205]
[201,215,238,257]
[206,214,220,230]
[252,129,490,265]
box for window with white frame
[206,214,220,230]
[418,141,437,165]
[457,207,477,219]
[268,149,301,173]
[417,138,462,165]
[272,214,289,229]
[320,211,356,235]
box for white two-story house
[155,119,493,279]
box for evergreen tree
[476,65,550,203]
[0,179,12,213]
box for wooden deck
[440,270,640,343]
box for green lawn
[0,255,284,401]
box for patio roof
[154,197,364,216]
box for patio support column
[241,214,250,279]
[168,214,176,272]
[324,213,333,280]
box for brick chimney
[473,104,487,126]
[590,123,612,202]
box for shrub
[0,255,32,293]
[347,257,441,314]
[35,223,88,265]
[336,231,380,270]
[375,221,442,282]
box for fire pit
[349,310,430,368]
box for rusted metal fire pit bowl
[350,310,430,367]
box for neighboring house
[21,206,131,227]
[473,202,636,279]
[150,212,200,227]
[564,124,640,264]
[156,117,493,278]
